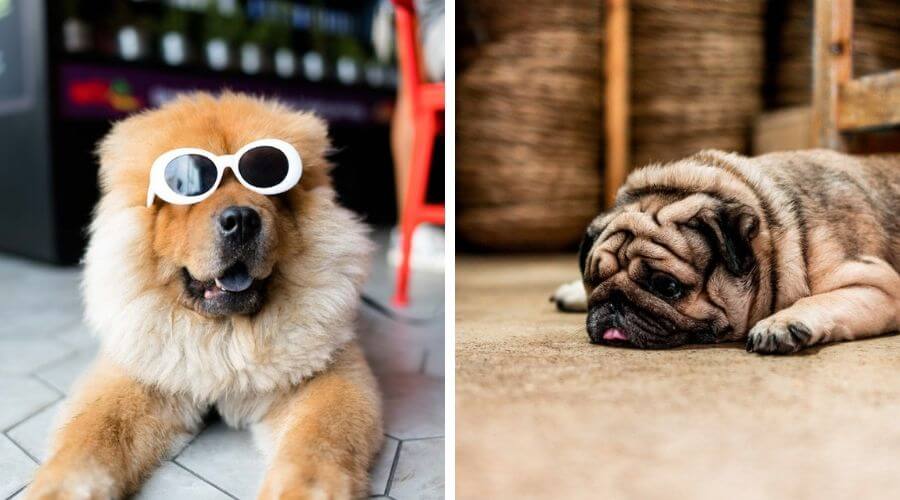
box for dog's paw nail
[787,323,812,345]
[746,321,811,355]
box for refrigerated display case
[0,0,403,264]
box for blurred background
[0,0,443,264]
[456,0,900,252]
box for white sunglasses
[146,138,303,207]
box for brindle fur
[553,149,900,354]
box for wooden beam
[838,70,900,131]
[753,106,811,154]
[604,0,629,208]
[810,0,853,150]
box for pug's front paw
[746,318,813,354]
[551,280,587,313]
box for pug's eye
[649,273,684,300]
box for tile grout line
[374,436,401,497]
[28,346,81,396]
[29,373,66,398]
[170,421,209,461]
[385,433,444,442]
[37,316,84,345]
[358,294,443,326]
[2,326,86,383]
[384,440,402,497]
[2,393,64,434]
[397,435,444,442]
[26,344,82,377]
[171,459,240,500]
[2,429,40,465]
[5,483,28,500]
[1,320,81,499]
[29,337,84,370]
[26,316,86,350]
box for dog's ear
[578,226,600,276]
[688,202,759,276]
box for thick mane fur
[81,93,373,406]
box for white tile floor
[0,230,444,500]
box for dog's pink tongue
[603,328,627,341]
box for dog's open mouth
[207,262,255,297]
[182,262,269,316]
[587,302,690,349]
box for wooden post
[604,0,629,208]
[810,0,853,150]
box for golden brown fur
[28,92,383,499]
[553,149,900,354]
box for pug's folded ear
[578,226,600,276]
[688,202,760,276]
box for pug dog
[552,149,900,354]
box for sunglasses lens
[164,155,218,197]
[238,146,290,189]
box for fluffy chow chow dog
[28,93,382,499]
[553,149,899,354]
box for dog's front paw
[746,318,813,355]
[258,462,357,500]
[27,462,116,500]
[550,280,587,313]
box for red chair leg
[393,111,437,306]
[393,221,414,306]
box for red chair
[391,0,445,306]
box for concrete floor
[456,254,900,500]
[0,230,444,500]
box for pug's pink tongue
[603,328,627,341]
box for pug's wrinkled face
[579,193,762,349]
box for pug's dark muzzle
[586,292,693,349]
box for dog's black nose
[218,206,261,244]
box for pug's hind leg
[552,279,588,312]
[747,258,900,354]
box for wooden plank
[604,0,629,208]
[810,0,853,150]
[838,70,900,131]
[753,106,811,154]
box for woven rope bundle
[771,0,900,107]
[630,0,766,166]
[458,1,865,250]
[458,1,604,251]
